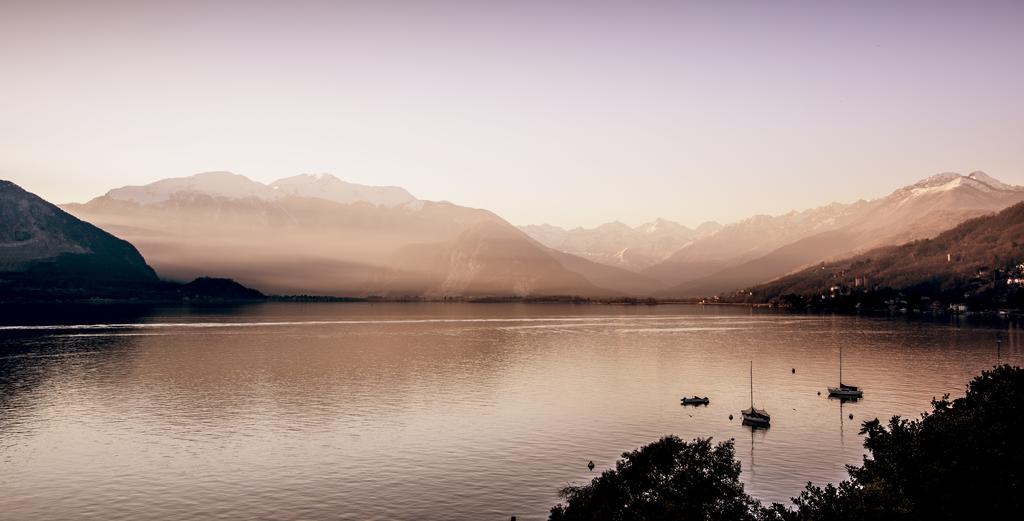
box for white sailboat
[828,344,863,399]
[741,361,770,427]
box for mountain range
[3,169,1021,301]
[742,199,1024,311]
[609,172,1021,297]
[62,172,657,297]
[104,172,417,208]
[0,180,262,301]
[517,171,1024,298]
[520,219,722,272]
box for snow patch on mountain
[897,172,1022,206]
[968,171,1017,191]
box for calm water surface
[1,303,1021,520]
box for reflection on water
[1,303,1021,520]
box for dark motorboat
[741,361,770,428]
[681,396,710,406]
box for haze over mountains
[104,171,418,208]
[270,174,416,207]
[520,219,722,272]
[2,169,1016,300]
[63,172,654,297]
[521,171,1024,297]
[0,180,262,301]
[744,199,1024,311]
[649,172,1024,297]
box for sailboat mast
[749,360,754,408]
[839,344,843,384]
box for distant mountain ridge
[105,171,418,208]
[520,171,1023,299]
[36,169,1024,300]
[0,180,264,301]
[742,200,1024,311]
[270,173,417,207]
[64,172,654,297]
[520,218,722,272]
[651,171,1024,297]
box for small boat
[828,382,863,399]
[742,406,771,427]
[681,396,710,405]
[828,344,863,399]
[741,361,770,428]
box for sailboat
[828,344,863,399]
[741,361,770,428]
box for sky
[1,0,1022,228]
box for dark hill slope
[743,201,1024,311]
[178,277,265,300]
[1,180,159,298]
[1,180,264,302]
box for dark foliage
[775,364,1024,521]
[551,366,1024,521]
[549,436,762,521]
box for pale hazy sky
[2,0,1022,228]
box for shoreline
[0,296,1019,321]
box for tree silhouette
[549,436,761,521]
[550,366,1024,520]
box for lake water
[1,303,1020,520]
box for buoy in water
[792,368,796,374]
[729,414,734,420]
[849,413,854,420]
[587,460,595,471]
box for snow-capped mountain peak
[968,171,1018,191]
[895,171,1020,203]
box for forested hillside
[739,202,1024,312]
